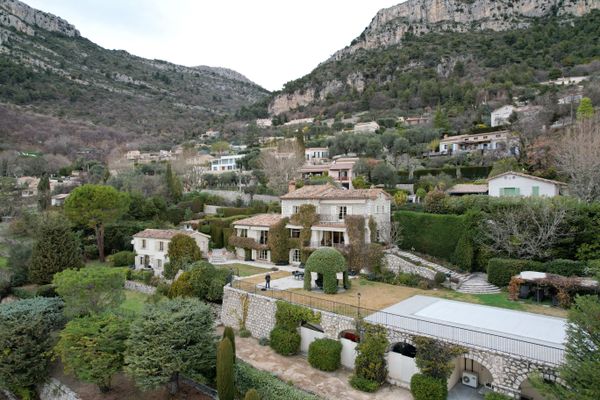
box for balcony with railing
[318,214,346,223]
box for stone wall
[200,190,279,206]
[384,252,437,280]
[124,280,156,295]
[38,379,80,400]
[221,284,559,398]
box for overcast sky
[24,0,402,91]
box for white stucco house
[131,229,211,276]
[210,154,244,172]
[488,172,566,198]
[231,184,392,265]
[51,193,69,206]
[305,147,329,164]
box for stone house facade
[230,184,392,265]
[131,229,210,276]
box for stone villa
[230,184,391,264]
[131,229,211,276]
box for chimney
[288,180,297,194]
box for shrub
[258,337,269,346]
[274,301,320,331]
[410,374,447,400]
[434,272,447,285]
[129,269,153,284]
[308,339,342,372]
[217,338,234,400]
[424,190,448,214]
[168,272,194,298]
[110,251,135,267]
[167,234,202,273]
[244,388,261,400]
[84,244,99,260]
[235,361,320,400]
[353,324,388,391]
[239,328,251,338]
[349,375,380,392]
[487,258,545,287]
[395,211,466,261]
[6,242,31,287]
[270,327,301,356]
[395,272,423,287]
[544,259,586,277]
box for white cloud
[24,0,401,91]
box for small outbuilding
[303,248,350,294]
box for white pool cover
[364,295,567,364]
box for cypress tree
[29,213,83,284]
[165,163,182,204]
[37,174,51,211]
[222,326,236,362]
[216,338,234,400]
[244,388,260,400]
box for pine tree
[29,213,83,284]
[216,338,234,400]
[222,326,236,362]
[576,97,594,120]
[37,174,50,211]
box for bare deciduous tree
[481,200,568,260]
[555,115,600,202]
[258,142,304,195]
[379,220,403,246]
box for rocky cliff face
[331,0,599,60]
[0,0,79,37]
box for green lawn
[120,290,160,315]
[217,263,270,277]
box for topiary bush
[223,326,236,360]
[487,258,545,287]
[110,251,135,267]
[308,338,342,372]
[410,373,447,400]
[304,248,347,294]
[270,327,301,356]
[217,338,235,400]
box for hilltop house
[438,131,519,156]
[131,229,211,276]
[488,172,566,198]
[230,184,391,265]
[305,147,329,164]
[210,154,245,172]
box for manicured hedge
[544,259,586,277]
[308,338,342,372]
[235,361,320,400]
[487,258,544,287]
[269,327,301,356]
[220,207,253,217]
[395,211,466,261]
[410,374,447,400]
[349,375,380,392]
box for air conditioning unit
[462,371,478,388]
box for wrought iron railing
[230,280,565,366]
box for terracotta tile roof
[133,229,209,240]
[488,171,567,186]
[329,162,355,170]
[281,184,391,200]
[232,214,283,227]
[446,184,489,195]
[299,164,330,173]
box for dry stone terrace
[222,283,564,398]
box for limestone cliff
[331,0,599,60]
[0,0,79,37]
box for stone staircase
[209,249,227,264]
[392,249,501,294]
[456,272,502,294]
